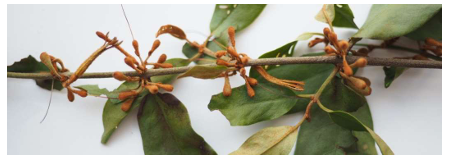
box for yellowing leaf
[230,126,298,155]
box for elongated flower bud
[113,71,129,81]
[154,63,173,68]
[228,26,236,47]
[245,81,255,98]
[155,83,173,92]
[121,98,134,112]
[72,89,88,97]
[343,61,353,76]
[148,39,161,57]
[227,46,240,58]
[325,46,337,55]
[215,50,227,58]
[248,77,258,86]
[223,75,232,97]
[328,32,338,45]
[216,59,232,66]
[96,31,108,41]
[350,58,368,68]
[118,90,139,100]
[338,40,349,54]
[145,85,159,94]
[323,27,331,36]
[67,89,75,102]
[157,54,167,63]
[132,40,140,57]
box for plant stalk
[7,55,442,80]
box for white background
[7,4,442,155]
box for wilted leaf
[138,93,217,155]
[315,4,358,29]
[230,126,298,155]
[8,55,63,90]
[208,82,298,126]
[156,24,187,40]
[296,32,324,41]
[383,66,407,88]
[353,4,442,40]
[178,65,227,79]
[406,9,442,41]
[150,58,190,83]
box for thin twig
[7,56,442,80]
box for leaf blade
[137,93,217,155]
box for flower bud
[350,58,368,68]
[323,27,331,36]
[118,90,139,100]
[343,60,353,76]
[227,46,240,58]
[113,71,129,81]
[325,46,337,55]
[338,40,349,53]
[157,54,167,63]
[145,85,159,94]
[223,76,232,97]
[245,81,255,98]
[228,26,236,47]
[121,98,134,112]
[216,59,232,66]
[154,63,173,68]
[155,83,173,92]
[124,57,138,70]
[67,89,75,102]
[328,32,338,44]
[96,31,107,41]
[248,77,258,86]
[240,54,249,64]
[132,40,140,57]
[72,89,87,97]
[148,39,161,57]
[215,50,227,58]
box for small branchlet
[214,26,305,98]
[309,27,372,96]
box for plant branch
[7,55,442,80]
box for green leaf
[296,32,324,41]
[208,82,298,126]
[178,65,227,79]
[230,126,298,155]
[75,81,139,104]
[315,4,358,29]
[353,4,442,40]
[406,9,442,41]
[182,41,223,64]
[383,66,407,88]
[7,55,63,90]
[313,81,394,155]
[138,93,217,155]
[210,4,266,41]
[249,41,298,76]
[99,81,144,144]
[295,78,373,155]
[150,58,190,83]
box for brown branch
[7,56,442,79]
